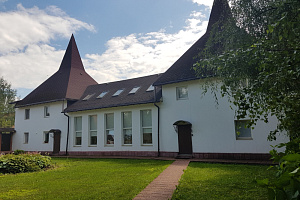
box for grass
[0,157,172,200]
[172,162,273,200]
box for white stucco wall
[67,104,158,153]
[13,101,68,152]
[159,79,289,154]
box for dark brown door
[53,131,61,154]
[1,134,11,151]
[178,125,192,155]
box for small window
[146,85,154,92]
[141,110,152,145]
[44,106,50,117]
[74,116,82,146]
[113,89,124,96]
[44,131,49,143]
[122,111,132,145]
[129,86,140,94]
[25,109,30,120]
[97,91,108,98]
[89,115,97,146]
[176,86,188,100]
[24,132,29,144]
[105,113,114,145]
[83,94,95,101]
[235,120,252,140]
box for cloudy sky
[0,0,214,99]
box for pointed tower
[15,35,97,107]
[153,0,231,86]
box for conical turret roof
[15,35,97,107]
[153,0,231,86]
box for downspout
[62,100,70,156]
[154,84,160,157]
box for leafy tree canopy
[0,77,17,128]
[194,0,300,140]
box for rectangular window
[141,110,152,144]
[235,120,252,140]
[43,131,49,143]
[122,111,132,145]
[89,115,97,146]
[24,132,29,144]
[25,109,30,120]
[44,106,50,117]
[176,86,188,100]
[105,113,114,145]
[74,116,82,146]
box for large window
[44,106,50,118]
[141,110,152,144]
[25,109,30,120]
[105,113,114,145]
[24,132,29,144]
[176,86,188,100]
[89,115,97,146]
[122,111,132,145]
[74,116,82,146]
[43,131,49,143]
[235,120,252,140]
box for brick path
[133,159,190,200]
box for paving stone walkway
[133,159,190,200]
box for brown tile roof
[153,0,231,86]
[15,35,97,108]
[65,74,162,112]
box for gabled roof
[15,35,97,108]
[153,0,231,86]
[65,74,162,113]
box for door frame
[0,128,15,152]
[173,120,193,155]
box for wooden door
[53,131,61,154]
[1,133,11,151]
[178,125,192,155]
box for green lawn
[0,158,172,200]
[172,162,273,200]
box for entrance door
[178,125,193,155]
[1,133,11,151]
[53,131,61,154]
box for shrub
[13,149,25,155]
[0,152,52,174]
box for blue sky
[0,0,213,99]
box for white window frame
[89,115,97,146]
[235,120,252,140]
[24,132,29,144]
[105,113,114,146]
[97,91,108,98]
[25,109,30,120]
[74,116,82,146]
[44,106,50,118]
[141,110,152,145]
[146,85,154,92]
[129,86,140,94]
[113,89,124,96]
[43,131,49,143]
[176,86,188,100]
[122,111,132,145]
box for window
[146,85,154,92]
[97,91,108,98]
[113,89,124,96]
[24,132,29,144]
[44,131,49,143]
[44,106,50,117]
[141,110,152,144]
[89,115,97,146]
[129,86,140,94]
[105,113,114,145]
[74,116,82,146]
[83,94,95,101]
[122,111,132,145]
[25,109,30,120]
[235,120,252,140]
[176,86,188,100]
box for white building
[6,0,288,160]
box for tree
[0,77,17,128]
[194,0,300,141]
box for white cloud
[0,4,95,89]
[84,11,208,84]
[192,0,214,8]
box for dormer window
[113,89,124,96]
[83,94,95,101]
[129,86,140,94]
[146,85,154,92]
[97,91,108,98]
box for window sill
[236,137,253,140]
[73,145,82,147]
[88,145,97,147]
[122,144,132,146]
[141,144,153,146]
[105,144,114,147]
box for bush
[13,149,25,155]
[0,152,52,174]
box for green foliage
[194,0,300,140]
[13,149,25,155]
[257,139,300,200]
[0,152,52,174]
[0,77,17,128]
